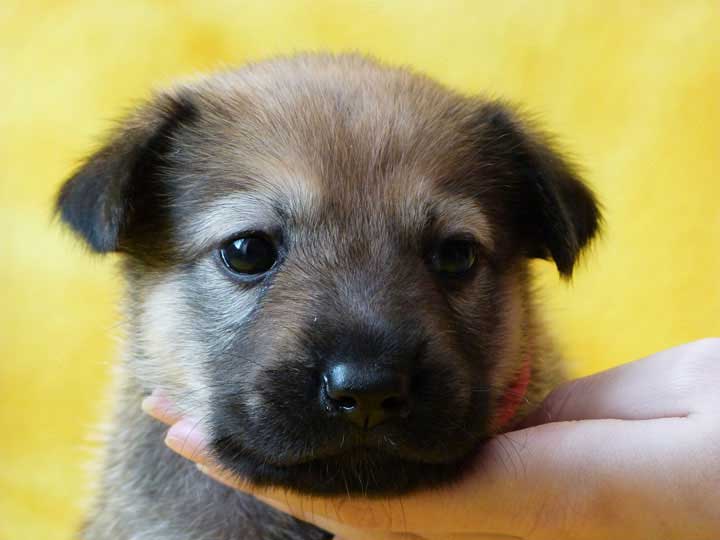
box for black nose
[322,363,411,429]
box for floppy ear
[477,101,601,277]
[55,93,197,253]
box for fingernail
[141,395,160,415]
[141,390,173,415]
[165,418,208,457]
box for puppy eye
[220,235,277,275]
[430,238,477,276]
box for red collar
[493,352,532,432]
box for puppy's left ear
[475,102,602,277]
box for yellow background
[2,1,718,538]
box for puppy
[57,53,600,540]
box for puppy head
[57,54,600,494]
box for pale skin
[142,339,720,540]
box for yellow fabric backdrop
[2,1,718,538]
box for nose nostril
[322,365,412,426]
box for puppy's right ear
[55,93,196,253]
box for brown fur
[57,53,600,539]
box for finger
[197,463,255,490]
[331,529,421,540]
[427,533,523,540]
[330,529,508,540]
[196,464,420,539]
[141,389,183,425]
[311,524,421,540]
[164,417,212,464]
[522,339,720,427]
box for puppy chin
[208,413,493,495]
[210,441,485,496]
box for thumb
[521,338,719,427]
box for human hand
[142,339,720,540]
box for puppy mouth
[215,425,476,468]
[211,437,486,496]
[209,410,490,495]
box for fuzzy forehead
[164,55,494,253]
[170,54,481,188]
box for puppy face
[57,54,600,495]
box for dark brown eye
[220,235,277,275]
[430,238,477,276]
